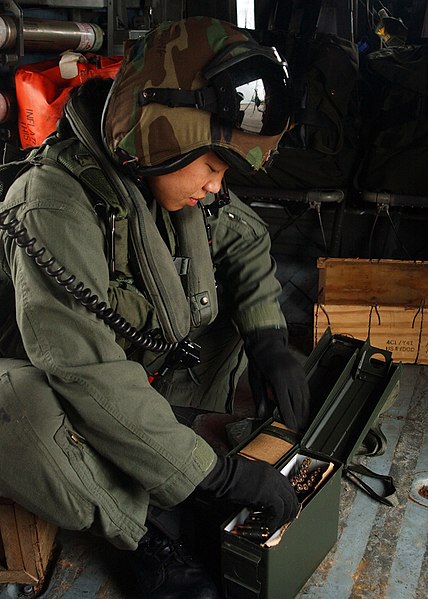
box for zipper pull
[108,209,117,276]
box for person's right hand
[196,455,299,533]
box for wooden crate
[317,258,428,306]
[314,303,427,364]
[315,259,428,364]
[0,499,57,586]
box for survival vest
[0,134,219,346]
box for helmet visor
[204,46,292,137]
[234,70,289,135]
[236,78,272,134]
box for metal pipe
[0,90,15,124]
[0,15,103,52]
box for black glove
[197,455,299,533]
[244,327,311,432]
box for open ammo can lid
[301,333,401,465]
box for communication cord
[0,209,200,372]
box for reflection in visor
[206,49,291,136]
[236,78,267,134]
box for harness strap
[42,124,218,341]
[344,462,398,507]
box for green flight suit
[0,150,285,549]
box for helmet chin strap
[202,180,231,217]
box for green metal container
[221,330,401,599]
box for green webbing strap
[344,462,398,507]
[38,137,128,219]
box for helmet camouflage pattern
[102,16,291,174]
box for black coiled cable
[0,207,175,353]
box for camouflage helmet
[102,16,292,175]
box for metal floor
[1,255,427,599]
[299,362,428,599]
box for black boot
[128,525,221,599]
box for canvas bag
[356,44,428,196]
[227,33,361,190]
[15,52,122,148]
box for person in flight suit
[0,16,310,599]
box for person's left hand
[244,327,311,432]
